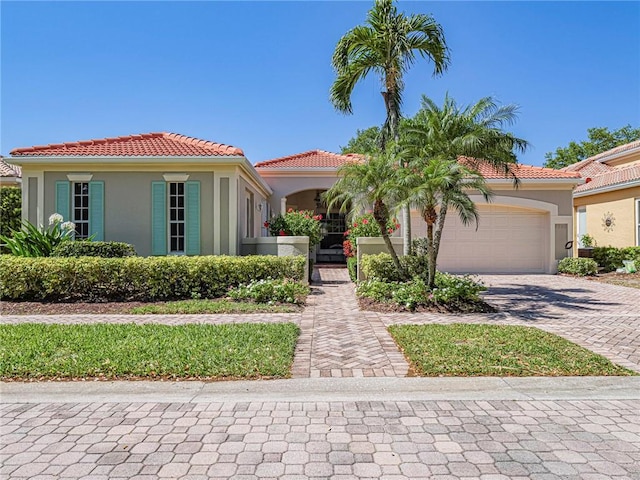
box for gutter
[573,178,640,197]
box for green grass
[130,299,299,314]
[388,324,636,377]
[0,323,299,380]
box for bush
[360,253,429,282]
[228,279,309,305]
[0,214,76,257]
[347,256,357,282]
[342,213,400,258]
[0,187,21,239]
[265,209,323,248]
[356,272,486,311]
[557,257,598,276]
[592,246,640,272]
[52,241,137,258]
[0,255,306,302]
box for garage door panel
[411,205,548,273]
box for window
[636,198,640,246]
[245,191,254,238]
[73,182,90,239]
[577,207,587,247]
[168,182,185,253]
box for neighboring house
[0,157,22,187]
[10,132,582,273]
[9,133,271,257]
[562,140,640,248]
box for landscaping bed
[587,271,640,290]
[389,324,636,377]
[358,296,496,314]
[0,323,300,381]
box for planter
[578,247,594,258]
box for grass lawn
[0,323,299,380]
[131,299,299,314]
[389,324,636,377]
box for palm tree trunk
[374,200,406,279]
[431,203,448,288]
[423,206,438,289]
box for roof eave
[10,155,248,164]
[573,178,640,197]
[597,145,640,164]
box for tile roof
[10,132,244,157]
[468,160,582,180]
[583,139,640,164]
[574,164,640,193]
[0,158,21,177]
[255,150,363,169]
[561,140,640,177]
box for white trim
[573,179,640,197]
[636,198,640,247]
[66,173,93,182]
[467,195,559,216]
[596,145,640,164]
[162,173,190,182]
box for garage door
[411,205,548,273]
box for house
[0,157,22,187]
[562,140,640,248]
[9,133,272,257]
[10,132,582,273]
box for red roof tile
[574,164,640,193]
[466,159,582,180]
[255,150,363,169]
[10,132,244,157]
[583,139,640,164]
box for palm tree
[401,94,529,288]
[331,0,450,254]
[323,150,407,277]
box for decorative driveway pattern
[2,396,640,480]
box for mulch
[357,297,497,314]
[1,301,154,315]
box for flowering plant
[342,213,400,258]
[264,209,324,248]
[0,213,77,257]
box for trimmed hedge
[557,257,598,276]
[347,257,357,282]
[0,187,21,239]
[592,246,640,272]
[52,241,137,258]
[360,253,429,282]
[0,255,305,302]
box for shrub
[0,255,306,302]
[356,272,486,311]
[265,209,323,248]
[557,257,598,276]
[592,246,640,272]
[52,241,137,258]
[342,213,400,258]
[360,253,429,282]
[0,187,21,239]
[0,214,76,257]
[347,256,357,282]
[228,279,309,305]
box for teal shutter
[55,181,70,221]
[88,181,104,241]
[185,181,201,255]
[151,182,167,255]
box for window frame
[72,182,90,239]
[168,182,186,254]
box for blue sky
[2,1,639,166]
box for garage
[411,204,549,274]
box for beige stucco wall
[42,171,215,257]
[486,185,574,216]
[238,175,269,241]
[574,186,640,247]
[257,172,338,214]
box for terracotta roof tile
[466,160,582,180]
[10,132,244,157]
[574,164,640,193]
[255,150,363,169]
[0,158,21,177]
[561,157,613,177]
[583,139,640,164]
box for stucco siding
[488,187,573,216]
[44,171,215,257]
[259,174,338,214]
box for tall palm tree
[330,0,450,255]
[401,94,530,288]
[323,150,407,277]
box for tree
[402,94,529,288]
[323,150,407,277]
[340,126,381,155]
[330,0,450,255]
[544,125,640,169]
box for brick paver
[2,398,639,479]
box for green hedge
[592,246,640,272]
[347,257,357,282]
[0,255,305,302]
[360,253,429,282]
[0,187,21,239]
[557,257,598,276]
[52,241,137,258]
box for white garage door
[411,205,548,273]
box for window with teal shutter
[55,181,70,220]
[151,181,167,255]
[185,181,201,255]
[88,181,104,241]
